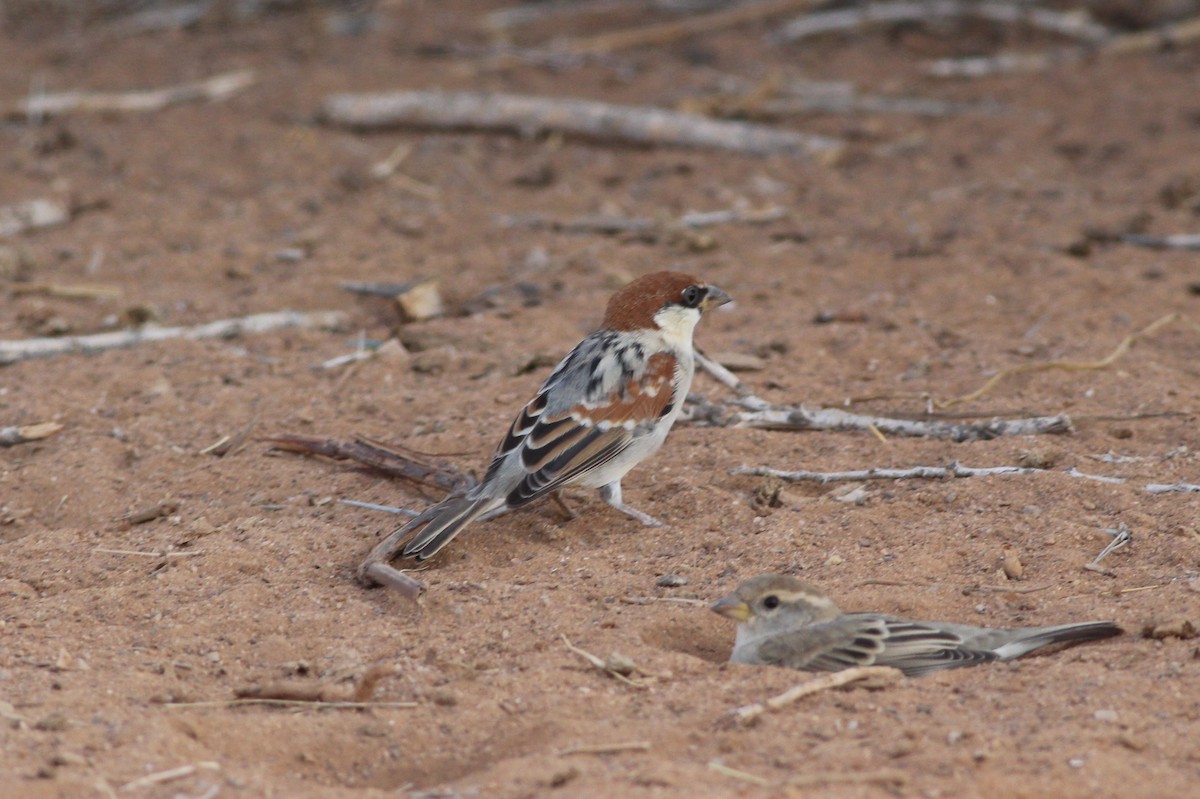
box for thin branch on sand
[557,741,650,756]
[117,762,219,792]
[10,70,255,120]
[736,461,1199,498]
[265,434,472,495]
[692,350,1073,441]
[232,663,395,705]
[726,403,1073,441]
[497,206,787,235]
[559,0,823,54]
[731,666,903,723]
[776,1,1111,44]
[1121,233,1200,251]
[926,15,1200,77]
[0,310,348,366]
[320,90,842,158]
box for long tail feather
[400,496,496,561]
[994,621,1122,660]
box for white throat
[651,305,701,350]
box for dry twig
[727,403,1073,441]
[234,664,394,705]
[561,0,822,54]
[0,310,348,366]
[707,760,772,786]
[11,70,255,120]
[777,1,1110,44]
[561,635,653,688]
[266,434,472,494]
[788,769,909,788]
[692,350,1073,440]
[8,283,121,300]
[320,90,842,158]
[118,762,219,792]
[1121,233,1200,251]
[557,741,651,756]
[927,14,1200,77]
[732,666,903,723]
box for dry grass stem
[117,761,219,791]
[561,0,821,54]
[0,310,348,366]
[706,760,772,786]
[557,741,650,756]
[13,70,254,120]
[733,666,903,722]
[320,90,842,158]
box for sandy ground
[2,2,1199,798]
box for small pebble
[1093,709,1119,723]
[655,574,688,588]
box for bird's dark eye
[681,285,703,308]
[762,595,780,610]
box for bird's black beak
[701,285,732,312]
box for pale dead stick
[927,15,1200,77]
[0,310,348,366]
[118,761,219,792]
[560,0,822,54]
[707,760,771,787]
[95,549,203,558]
[12,70,255,119]
[789,768,909,788]
[163,699,418,710]
[775,1,1112,44]
[319,91,842,158]
[732,666,903,722]
[557,741,650,756]
[560,635,648,688]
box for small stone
[1141,618,1198,640]
[395,278,445,322]
[33,713,68,732]
[999,548,1024,581]
[1017,448,1057,469]
[824,554,844,567]
[48,752,88,767]
[549,765,580,788]
[831,484,869,505]
[604,652,637,676]
[655,574,688,588]
[430,690,457,707]
[1093,709,1119,723]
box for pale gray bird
[711,574,1122,677]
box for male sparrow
[711,574,1121,677]
[395,271,730,561]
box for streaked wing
[481,337,678,508]
[758,615,998,676]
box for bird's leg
[550,491,579,521]
[598,481,665,528]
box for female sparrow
[711,574,1121,677]
[394,271,730,561]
